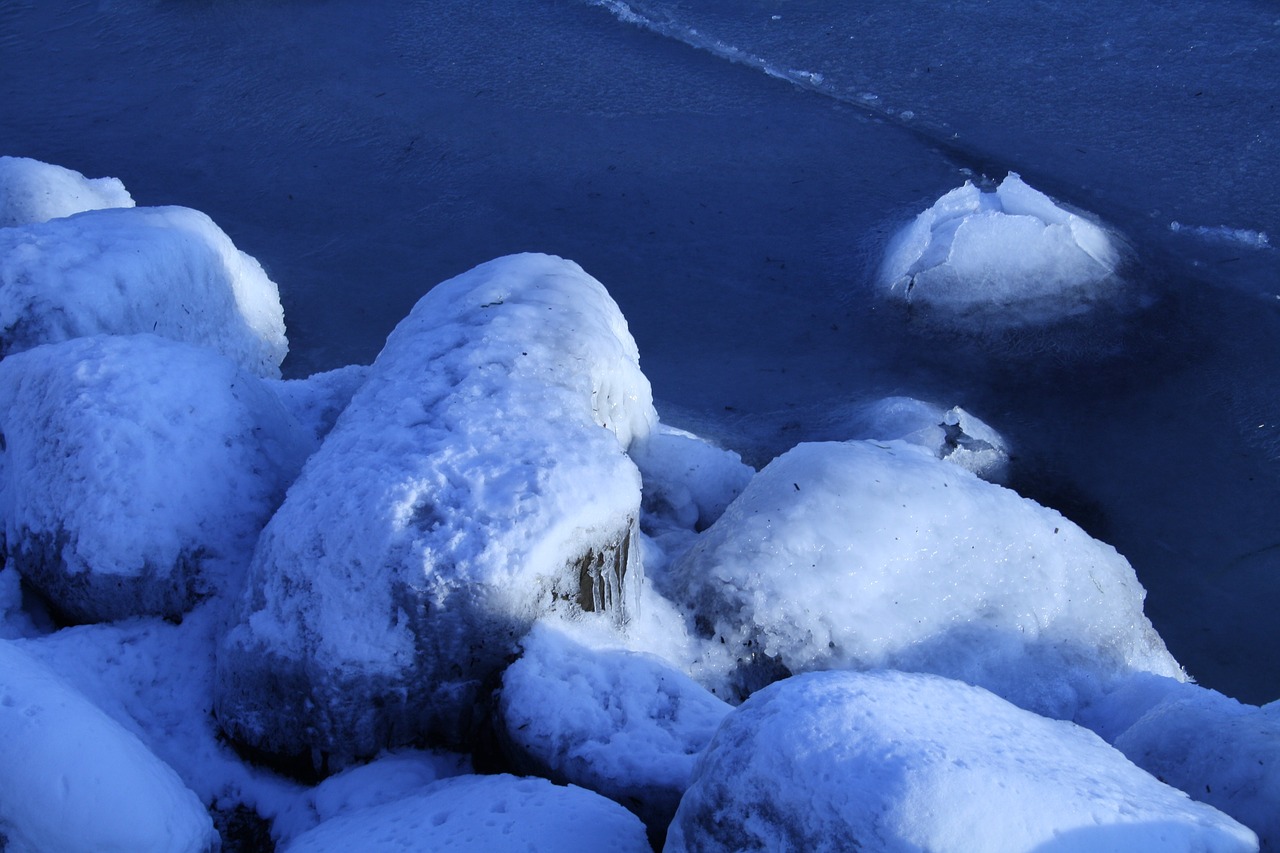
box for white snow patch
[0,205,287,376]
[0,156,134,228]
[667,670,1258,852]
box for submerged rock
[216,254,656,771]
[0,334,313,622]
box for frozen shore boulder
[667,670,1257,853]
[879,173,1126,329]
[216,253,657,770]
[498,620,732,842]
[665,439,1183,716]
[0,639,218,853]
[0,205,287,376]
[0,334,313,622]
[282,773,651,853]
[0,155,134,228]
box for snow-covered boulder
[0,639,218,853]
[498,620,731,840]
[283,773,651,853]
[880,173,1125,329]
[0,155,134,227]
[266,363,371,445]
[827,396,1010,482]
[217,253,657,770]
[665,439,1183,715]
[0,205,287,376]
[1083,678,1280,851]
[0,334,314,622]
[667,670,1258,853]
[630,423,754,535]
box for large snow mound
[880,173,1125,328]
[498,620,732,838]
[0,335,313,622]
[0,155,134,227]
[217,253,657,769]
[665,440,1183,715]
[283,773,651,853]
[667,670,1258,853]
[0,639,217,853]
[0,205,287,376]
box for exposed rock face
[216,254,657,772]
[0,334,313,623]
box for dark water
[1,0,1277,702]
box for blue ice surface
[0,0,1277,704]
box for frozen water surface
[1,0,1277,712]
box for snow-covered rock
[0,156,134,228]
[283,773,651,853]
[880,173,1125,329]
[0,205,287,376]
[665,439,1183,715]
[630,423,754,535]
[266,363,371,445]
[0,334,313,622]
[216,253,657,770]
[498,620,731,840]
[1083,678,1280,851]
[667,670,1258,853]
[0,639,218,853]
[828,396,1010,482]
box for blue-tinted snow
[1,0,1276,707]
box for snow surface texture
[498,620,731,840]
[217,253,658,769]
[666,670,1257,853]
[666,439,1183,715]
[0,204,287,377]
[0,155,134,228]
[880,173,1125,329]
[0,639,217,853]
[0,335,314,622]
[283,773,651,853]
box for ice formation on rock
[0,155,134,228]
[880,173,1124,328]
[216,254,656,770]
[0,205,287,376]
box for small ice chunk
[282,774,651,853]
[0,155,134,227]
[0,639,217,853]
[0,205,287,377]
[667,670,1258,852]
[880,173,1124,328]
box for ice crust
[0,639,217,853]
[666,439,1183,715]
[282,773,651,853]
[0,335,314,622]
[216,253,657,768]
[498,620,732,838]
[0,205,287,377]
[880,173,1124,328]
[0,155,134,227]
[666,670,1258,853]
